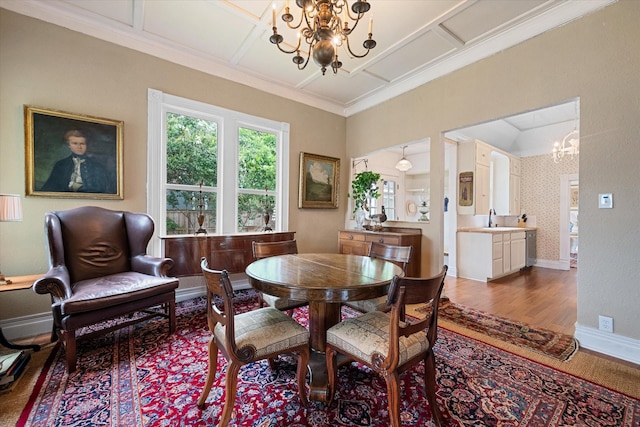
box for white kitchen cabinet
[509,173,521,215]
[510,231,526,270]
[502,233,511,273]
[458,229,528,282]
[476,163,490,214]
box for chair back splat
[197,257,310,426]
[326,265,448,427]
[344,242,413,315]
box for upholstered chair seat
[326,311,428,365]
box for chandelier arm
[344,34,374,58]
[274,40,302,55]
[342,0,365,21]
[284,7,308,30]
[296,42,314,71]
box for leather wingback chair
[32,206,179,372]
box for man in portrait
[40,129,112,193]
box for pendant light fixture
[395,146,412,172]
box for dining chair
[344,242,412,314]
[326,265,448,427]
[251,240,308,314]
[196,257,310,426]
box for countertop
[457,226,537,233]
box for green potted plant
[348,171,381,229]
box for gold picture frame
[24,105,123,199]
[570,185,579,209]
[458,171,473,206]
[298,152,339,209]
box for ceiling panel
[366,30,457,81]
[143,1,254,60]
[441,0,547,44]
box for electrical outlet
[598,315,613,333]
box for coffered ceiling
[1,0,614,118]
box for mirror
[351,138,430,223]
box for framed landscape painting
[24,105,123,199]
[298,152,339,209]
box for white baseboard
[534,258,570,270]
[574,323,640,365]
[0,276,252,341]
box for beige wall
[0,10,347,319]
[346,1,640,340]
[1,2,639,347]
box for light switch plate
[599,193,613,209]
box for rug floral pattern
[19,292,639,426]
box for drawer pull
[379,238,384,243]
[349,235,354,240]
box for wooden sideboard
[338,227,422,277]
[162,231,295,277]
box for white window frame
[147,89,289,256]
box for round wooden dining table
[245,253,403,402]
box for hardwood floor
[443,266,577,336]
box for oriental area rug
[414,301,579,361]
[18,291,639,427]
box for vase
[354,207,366,230]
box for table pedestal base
[308,350,330,402]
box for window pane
[382,180,396,221]
[166,189,217,235]
[166,112,217,186]
[238,127,276,191]
[238,193,275,232]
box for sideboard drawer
[365,234,401,245]
[339,231,366,241]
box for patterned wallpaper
[521,154,578,262]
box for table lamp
[0,194,23,285]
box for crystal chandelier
[552,129,579,163]
[269,0,376,75]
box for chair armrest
[32,265,73,300]
[131,254,174,277]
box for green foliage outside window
[165,114,277,234]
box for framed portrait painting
[24,105,123,199]
[298,152,339,209]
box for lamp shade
[395,158,413,171]
[395,146,413,172]
[0,194,23,222]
